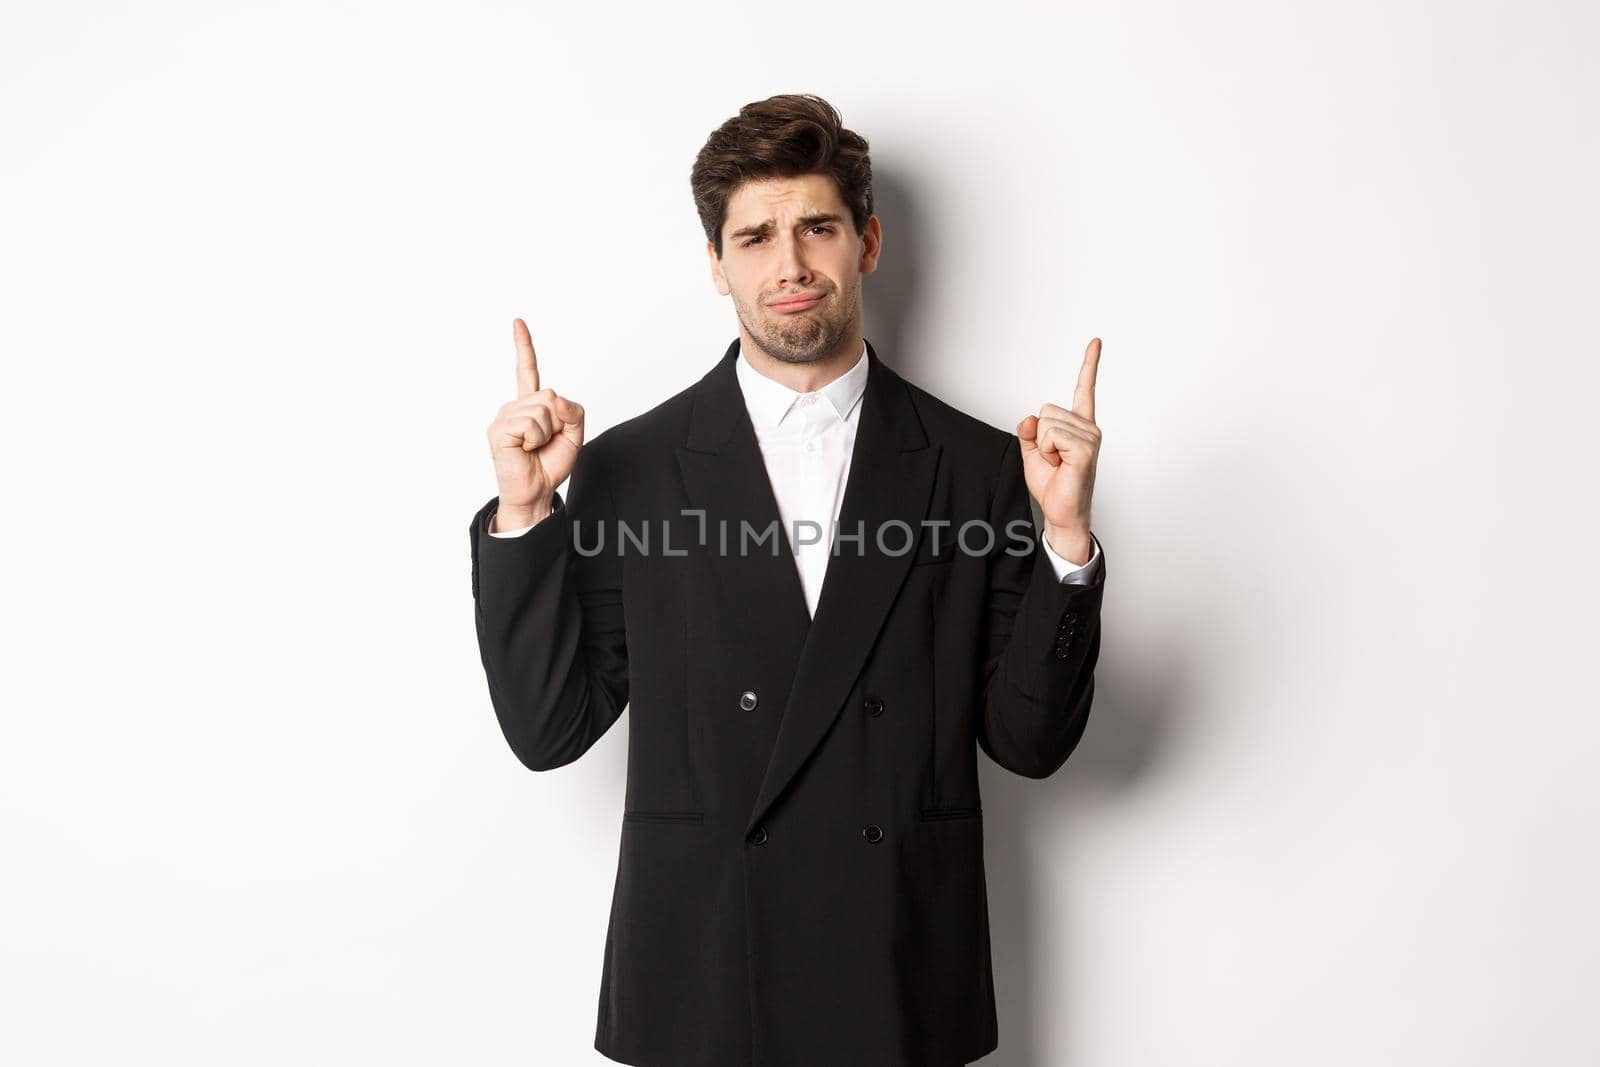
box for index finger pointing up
[514,317,539,397]
[1073,337,1101,422]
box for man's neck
[738,328,864,393]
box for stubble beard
[735,278,858,365]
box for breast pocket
[918,806,982,822]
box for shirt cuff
[488,518,534,538]
[486,500,558,538]
[1040,529,1102,586]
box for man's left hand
[1018,337,1103,566]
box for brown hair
[691,93,873,258]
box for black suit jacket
[469,337,1106,1067]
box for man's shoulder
[576,367,702,470]
[600,387,693,441]
[893,368,1016,467]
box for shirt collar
[734,340,869,431]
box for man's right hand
[485,317,585,530]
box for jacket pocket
[918,806,982,822]
[622,810,705,824]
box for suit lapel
[673,338,942,837]
[749,342,939,833]
[674,340,815,668]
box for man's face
[708,173,881,364]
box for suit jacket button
[739,690,759,712]
[863,696,885,717]
[748,826,768,846]
[862,824,884,843]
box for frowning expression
[708,173,881,364]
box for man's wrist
[493,498,553,532]
[1042,523,1093,566]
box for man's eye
[742,227,831,248]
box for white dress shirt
[490,341,1103,617]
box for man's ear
[706,241,732,296]
[858,215,883,276]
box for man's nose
[775,234,813,288]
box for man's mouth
[768,293,824,313]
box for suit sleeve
[468,438,628,771]
[976,435,1107,779]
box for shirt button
[739,690,759,712]
[862,824,884,844]
[804,440,818,452]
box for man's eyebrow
[728,212,845,239]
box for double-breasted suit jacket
[468,337,1107,1066]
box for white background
[3,1,1596,1063]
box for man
[469,93,1106,1066]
